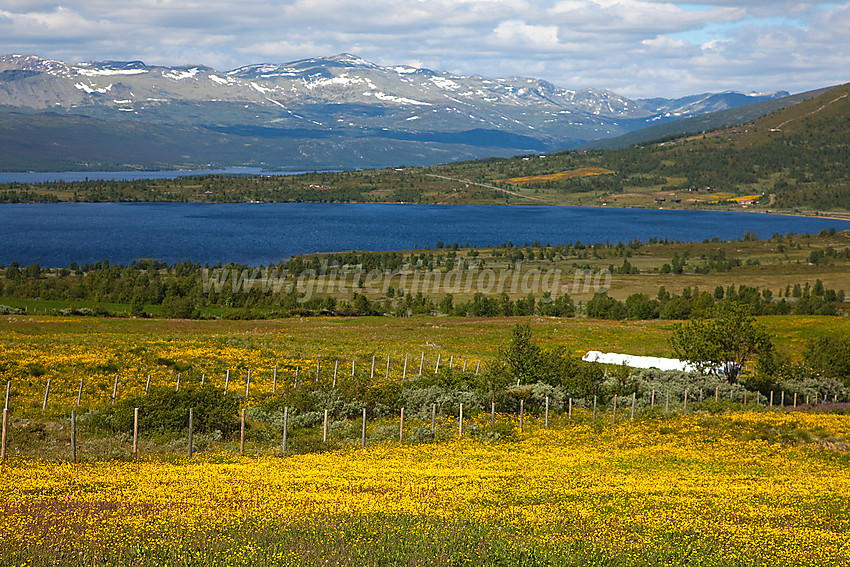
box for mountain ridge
[0,53,790,171]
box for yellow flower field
[2,411,849,566]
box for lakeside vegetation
[2,230,847,321]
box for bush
[100,387,240,437]
[804,333,850,387]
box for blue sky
[1,0,848,98]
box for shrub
[101,387,240,437]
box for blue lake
[1,202,848,266]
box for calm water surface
[1,202,848,266]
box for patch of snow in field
[582,351,699,372]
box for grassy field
[2,410,849,566]
[2,309,850,565]
[1,313,847,420]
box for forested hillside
[2,83,848,212]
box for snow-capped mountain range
[0,53,789,169]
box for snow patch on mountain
[74,67,148,77]
[163,68,199,81]
[74,82,112,94]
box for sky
[1,0,848,98]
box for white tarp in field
[582,351,700,373]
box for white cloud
[0,0,846,97]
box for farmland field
[1,313,850,566]
[2,410,849,566]
[1,314,847,417]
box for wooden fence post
[665,391,669,414]
[294,366,299,388]
[361,407,366,449]
[650,389,655,408]
[272,365,278,394]
[432,403,437,433]
[145,374,151,395]
[370,356,375,381]
[568,398,572,421]
[76,377,84,407]
[630,392,635,420]
[352,359,355,377]
[519,399,524,432]
[188,408,194,457]
[323,409,328,443]
[245,369,251,398]
[133,407,139,456]
[399,407,405,443]
[545,396,549,428]
[111,375,119,405]
[435,353,441,374]
[71,409,77,463]
[1,407,6,461]
[402,354,408,381]
[449,355,454,370]
[593,395,597,420]
[317,358,321,382]
[282,407,289,454]
[769,391,773,407]
[781,391,785,407]
[458,403,463,438]
[612,395,617,423]
[475,360,481,375]
[5,381,9,410]
[715,387,719,402]
[491,401,495,427]
[224,369,230,393]
[385,354,390,379]
[419,352,424,376]
[332,361,338,389]
[794,393,797,408]
[201,373,205,387]
[176,373,181,392]
[240,408,245,456]
[42,378,51,411]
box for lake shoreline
[3,197,849,223]
[2,202,849,267]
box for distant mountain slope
[426,82,850,211]
[583,88,831,150]
[0,53,789,171]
